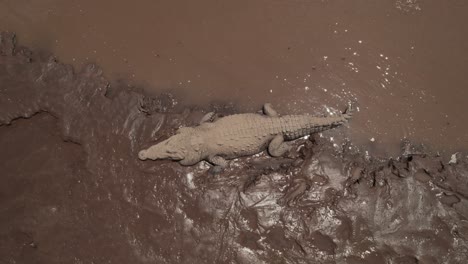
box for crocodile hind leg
[199,112,217,124]
[268,135,291,157]
[263,103,279,117]
[208,155,228,174]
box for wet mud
[1,0,468,156]
[2,33,468,263]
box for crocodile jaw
[138,134,188,161]
[138,146,184,161]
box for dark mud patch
[1,33,468,263]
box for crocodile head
[138,128,201,162]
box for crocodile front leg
[268,135,291,157]
[207,155,228,174]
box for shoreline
[1,32,468,263]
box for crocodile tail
[342,104,354,121]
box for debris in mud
[1,32,468,263]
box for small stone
[312,174,328,185]
[440,194,460,207]
[347,167,364,186]
[449,152,459,164]
[414,169,431,183]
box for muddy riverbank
[1,33,468,263]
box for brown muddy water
[1,0,468,156]
[1,1,468,263]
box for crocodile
[138,103,352,169]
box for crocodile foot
[342,104,354,120]
[268,135,292,157]
[263,103,279,117]
[208,165,223,175]
[199,112,218,124]
[207,155,228,175]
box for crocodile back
[203,113,349,140]
[198,114,278,158]
[196,113,349,159]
